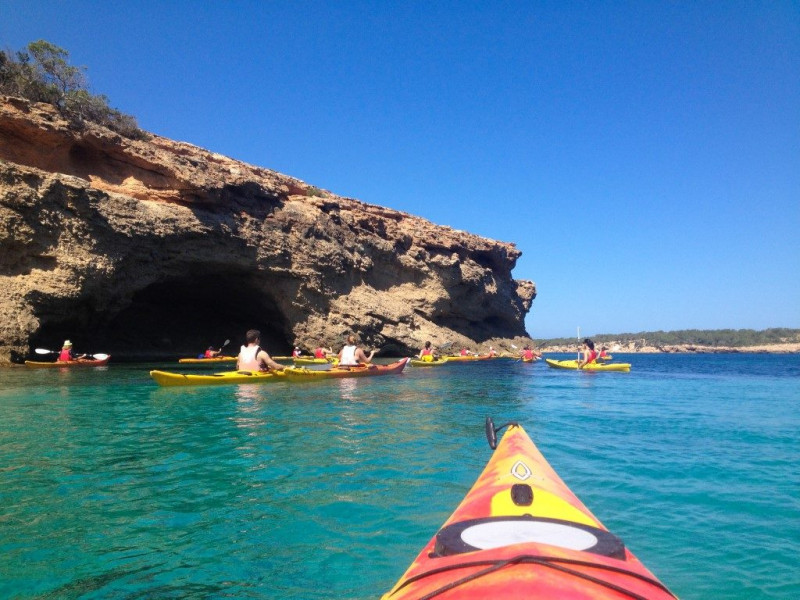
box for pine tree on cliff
[0,40,147,140]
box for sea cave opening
[31,273,291,361]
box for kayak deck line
[387,553,676,600]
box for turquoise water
[1,354,798,599]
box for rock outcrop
[0,97,536,363]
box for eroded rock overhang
[0,97,536,363]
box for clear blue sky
[2,1,798,338]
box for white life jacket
[339,344,358,366]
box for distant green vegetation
[0,40,147,140]
[537,328,800,348]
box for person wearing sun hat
[58,340,86,362]
[58,340,74,362]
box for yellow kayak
[150,369,287,387]
[545,359,631,372]
[442,355,494,362]
[410,358,449,367]
[177,356,236,364]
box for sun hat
[63,340,72,347]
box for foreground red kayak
[382,419,676,600]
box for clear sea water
[1,353,798,599]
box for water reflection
[337,378,358,400]
[234,385,263,404]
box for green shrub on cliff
[0,40,148,140]
[305,186,327,197]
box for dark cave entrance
[31,273,292,361]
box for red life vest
[314,348,325,358]
[58,349,73,361]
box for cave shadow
[30,271,291,362]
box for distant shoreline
[537,342,800,354]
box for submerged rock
[0,97,535,363]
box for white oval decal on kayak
[461,520,599,552]
[511,460,531,481]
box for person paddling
[314,345,333,359]
[338,335,376,366]
[521,345,541,361]
[577,338,598,369]
[237,329,285,372]
[418,341,435,362]
[58,340,86,362]
[204,346,220,358]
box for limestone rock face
[0,97,535,363]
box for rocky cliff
[0,97,535,363]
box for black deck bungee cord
[388,553,677,600]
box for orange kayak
[24,357,110,368]
[381,420,676,600]
[282,358,409,381]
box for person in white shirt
[337,335,376,366]
[237,329,285,372]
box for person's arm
[355,348,376,364]
[259,350,284,371]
